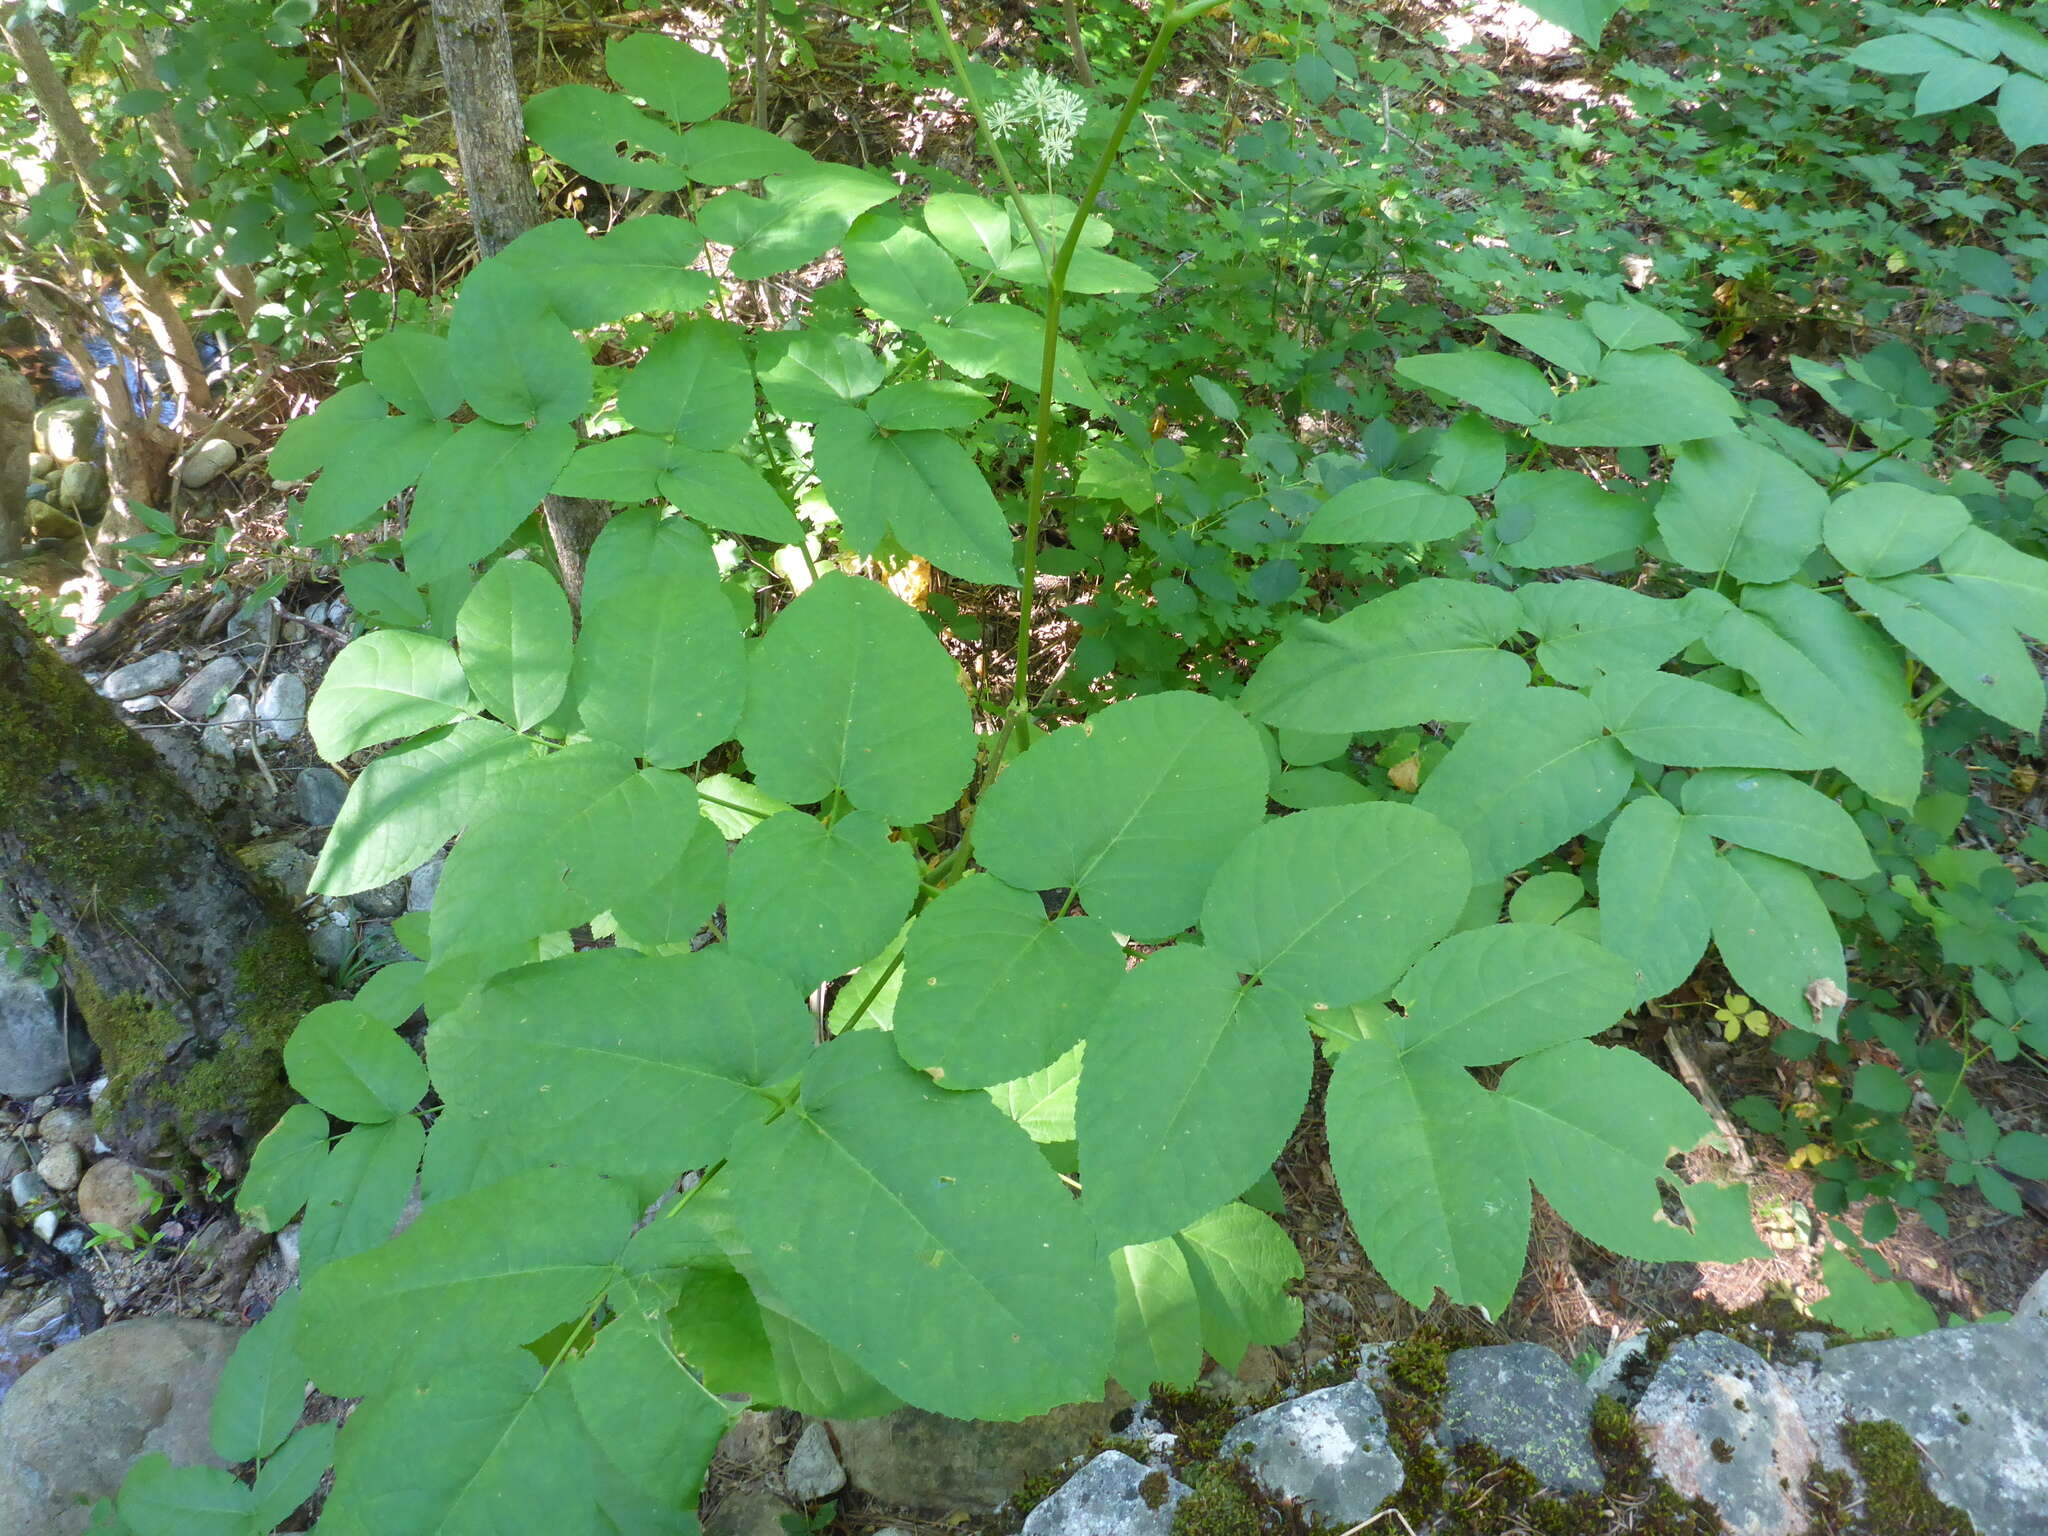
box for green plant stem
[1824,374,2048,492]
[1006,15,1193,730]
[918,1,1054,271]
[836,950,904,1032]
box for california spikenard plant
[94,4,2048,1530]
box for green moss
[1169,1464,1261,1536]
[1839,1421,1975,1536]
[1139,1470,1169,1510]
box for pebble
[120,694,162,714]
[201,694,253,759]
[36,1108,92,1149]
[27,451,53,479]
[294,766,350,827]
[353,879,409,919]
[51,1228,86,1256]
[30,1209,58,1242]
[76,1158,153,1232]
[98,652,183,702]
[167,655,247,719]
[254,672,308,742]
[57,460,106,515]
[34,1143,82,1194]
[783,1422,847,1501]
[407,855,445,912]
[179,437,238,489]
[8,1170,50,1212]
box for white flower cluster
[984,69,1088,168]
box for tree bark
[427,0,607,605]
[0,603,327,1162]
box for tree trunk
[427,0,607,606]
[0,603,327,1162]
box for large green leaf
[1390,922,1637,1064]
[237,1104,331,1233]
[1597,794,1715,1001]
[1327,1032,1529,1318]
[1201,803,1470,1006]
[363,329,462,420]
[1847,573,2043,732]
[289,412,453,543]
[973,692,1268,941]
[433,948,811,1196]
[525,82,690,188]
[604,31,729,122]
[308,629,468,760]
[1171,1203,1304,1373]
[1520,0,1627,46]
[446,261,593,429]
[320,1352,608,1534]
[695,166,897,279]
[608,817,727,951]
[1078,945,1311,1250]
[894,875,1122,1089]
[917,302,1110,411]
[572,509,745,767]
[117,1457,252,1535]
[660,450,805,541]
[843,210,970,329]
[456,559,572,732]
[1711,848,1846,1036]
[494,217,715,326]
[1939,524,2048,639]
[567,1314,730,1518]
[432,745,701,955]
[272,382,389,481]
[1110,1239,1204,1394]
[729,1031,1112,1418]
[1482,312,1601,375]
[284,1001,426,1124]
[1499,1041,1755,1261]
[1657,436,1826,584]
[404,420,578,587]
[246,1424,338,1533]
[725,810,918,990]
[1535,351,1740,448]
[756,331,885,418]
[209,1289,308,1463]
[1680,769,1876,879]
[1243,579,1527,733]
[1582,299,1691,351]
[1301,477,1475,544]
[986,1042,1084,1143]
[1414,688,1632,882]
[1516,581,1714,687]
[1491,471,1652,568]
[616,317,754,448]
[1594,669,1826,770]
[1705,586,1923,808]
[299,1166,635,1396]
[1394,348,1554,425]
[1824,483,1970,577]
[296,1114,425,1277]
[678,120,816,183]
[739,573,976,825]
[812,408,1015,584]
[311,720,532,896]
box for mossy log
[0,599,326,1159]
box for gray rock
[201,693,253,759]
[1233,1380,1404,1524]
[27,451,53,480]
[120,694,162,714]
[0,1318,241,1536]
[33,397,97,463]
[76,1158,154,1232]
[30,1207,57,1241]
[352,878,409,920]
[295,766,350,827]
[1814,1318,2048,1536]
[37,1107,94,1150]
[167,654,246,719]
[716,1409,780,1467]
[306,915,357,976]
[51,1228,85,1256]
[98,651,182,701]
[2016,1267,2047,1322]
[34,1142,83,1194]
[783,1421,846,1501]
[1440,1343,1603,1492]
[1633,1332,1814,1536]
[8,1168,52,1212]
[703,1488,802,1536]
[0,1137,26,1182]
[407,854,447,912]
[238,839,316,904]
[0,970,94,1098]
[254,671,308,742]
[179,438,238,489]
[1022,1450,1186,1536]
[56,460,106,516]
[1587,1332,1650,1404]
[829,1398,1117,1513]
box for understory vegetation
[4,0,2047,1528]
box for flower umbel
[986,69,1088,169]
